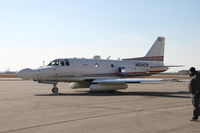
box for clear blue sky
[0,0,200,72]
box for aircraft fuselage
[18,58,168,82]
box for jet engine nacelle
[89,83,128,91]
[69,82,91,89]
[119,66,149,76]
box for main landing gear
[52,83,59,93]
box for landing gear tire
[52,87,58,93]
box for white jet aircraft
[17,37,172,93]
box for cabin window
[65,61,70,66]
[65,59,70,66]
[111,64,114,68]
[95,63,99,67]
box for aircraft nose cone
[17,68,34,80]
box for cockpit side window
[60,61,65,66]
[48,60,59,66]
[48,60,66,66]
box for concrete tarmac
[0,81,199,133]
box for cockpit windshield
[48,59,70,66]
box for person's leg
[196,97,200,118]
[191,96,198,120]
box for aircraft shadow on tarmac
[35,91,191,99]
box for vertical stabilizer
[143,37,165,65]
[123,37,165,65]
[145,37,165,59]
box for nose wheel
[52,84,58,93]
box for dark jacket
[189,72,200,96]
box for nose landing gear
[52,84,59,93]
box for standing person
[188,67,200,121]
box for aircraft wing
[92,78,167,84]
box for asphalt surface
[0,80,199,133]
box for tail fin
[123,37,165,65]
[145,37,165,59]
